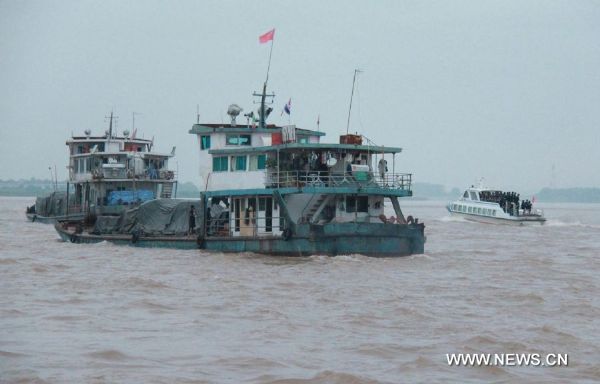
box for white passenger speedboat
[447,185,545,225]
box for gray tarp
[93,199,202,236]
[35,192,68,217]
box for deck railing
[91,168,176,180]
[264,170,412,191]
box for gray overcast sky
[1,0,599,192]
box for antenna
[132,112,141,131]
[196,104,200,124]
[346,69,363,135]
[104,111,118,140]
[48,166,56,192]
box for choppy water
[1,196,599,383]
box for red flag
[259,28,275,44]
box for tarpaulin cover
[106,190,154,205]
[93,199,202,236]
[34,191,69,217]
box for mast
[108,111,113,139]
[346,69,362,135]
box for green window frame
[201,135,211,150]
[212,156,228,172]
[257,154,266,170]
[231,156,246,172]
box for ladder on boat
[160,183,173,198]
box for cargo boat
[55,83,426,256]
[27,113,177,223]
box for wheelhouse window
[231,155,247,171]
[470,191,478,201]
[249,154,266,171]
[201,135,211,150]
[226,134,251,146]
[212,156,228,172]
[463,191,469,199]
[346,196,368,213]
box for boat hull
[54,222,425,257]
[448,211,545,226]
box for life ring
[196,235,205,249]
[69,234,77,243]
[131,231,140,244]
[406,215,414,225]
[282,228,293,241]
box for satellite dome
[227,104,243,126]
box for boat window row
[212,155,267,172]
[73,158,92,173]
[452,204,497,217]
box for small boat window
[470,191,478,201]
[463,191,469,199]
[200,135,211,150]
[212,156,228,172]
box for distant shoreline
[1,179,599,203]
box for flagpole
[265,37,274,85]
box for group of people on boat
[520,199,534,214]
[479,190,521,216]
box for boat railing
[519,208,544,217]
[265,171,412,191]
[92,168,176,181]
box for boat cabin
[190,121,413,239]
[65,123,177,216]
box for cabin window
[470,191,478,201]
[212,156,228,172]
[226,134,251,146]
[231,156,247,171]
[249,154,266,171]
[346,196,368,213]
[477,208,482,215]
[201,135,211,150]
[463,191,469,199]
[492,210,497,217]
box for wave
[86,349,132,361]
[261,370,383,384]
[436,215,467,223]
[543,219,600,229]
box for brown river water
[1,196,599,383]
